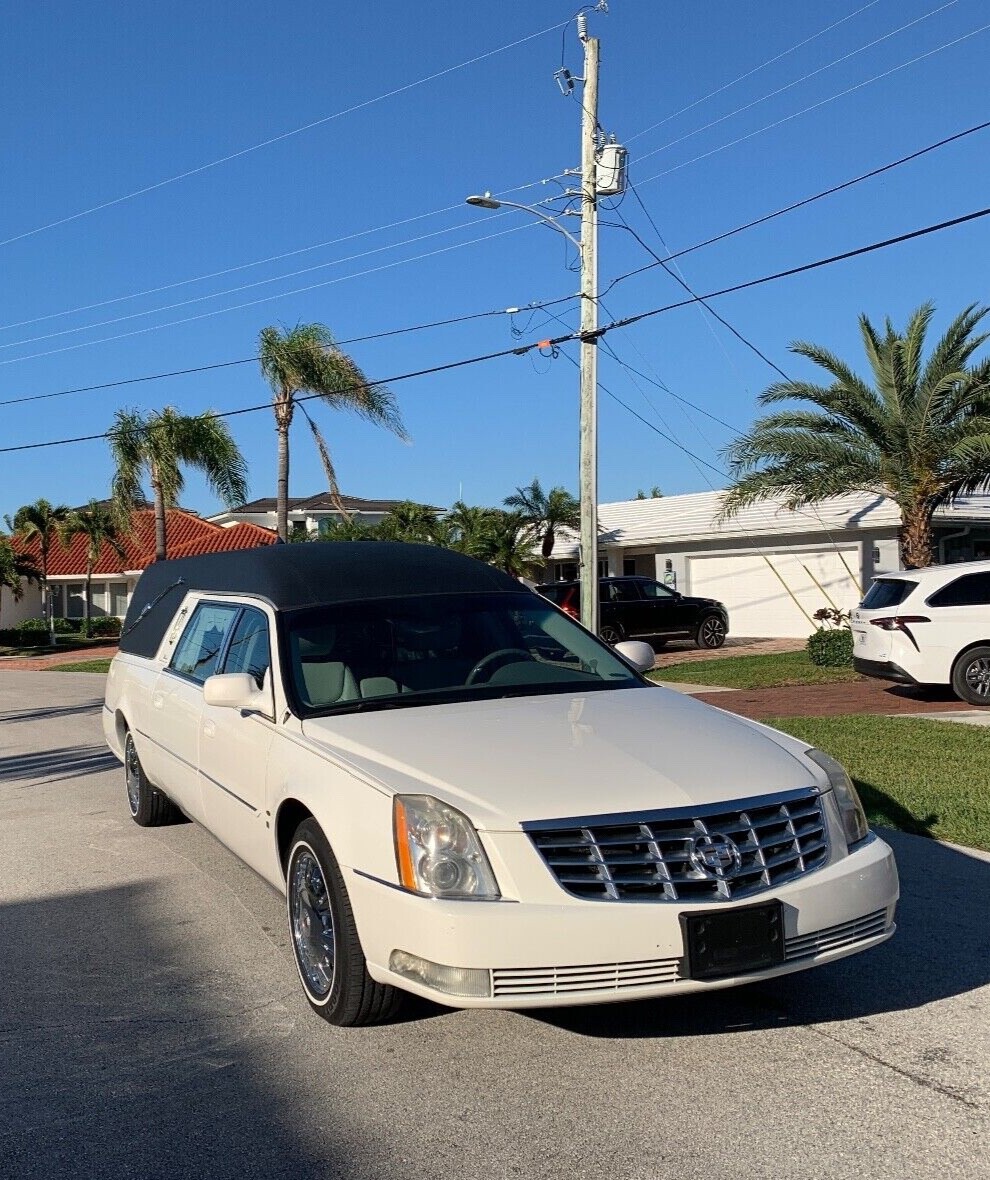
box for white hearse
[104,543,898,1026]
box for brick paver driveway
[0,643,118,671]
[694,678,972,720]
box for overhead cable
[0,292,580,408]
[2,200,988,454]
[0,19,568,250]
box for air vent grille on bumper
[525,788,828,902]
[489,911,890,998]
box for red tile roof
[15,509,277,575]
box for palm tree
[59,502,129,635]
[504,478,581,559]
[445,501,498,554]
[723,303,990,568]
[377,501,445,544]
[471,510,542,579]
[0,535,40,629]
[258,323,407,542]
[108,407,249,561]
[7,499,71,642]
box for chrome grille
[785,909,889,961]
[524,788,828,902]
[492,957,681,998]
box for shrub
[52,616,79,634]
[16,617,49,634]
[89,615,122,637]
[807,626,854,667]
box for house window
[109,582,129,617]
[623,558,637,576]
[66,584,85,619]
[48,585,64,617]
[553,562,578,581]
[597,559,608,578]
[90,582,108,616]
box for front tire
[599,623,623,646]
[124,730,181,826]
[951,647,990,706]
[696,614,727,649]
[286,819,401,1027]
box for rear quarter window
[861,579,917,610]
[927,572,990,608]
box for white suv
[851,559,990,705]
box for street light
[464,193,583,251]
[465,189,599,637]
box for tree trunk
[276,395,293,544]
[84,564,93,637]
[542,527,555,560]
[899,503,936,569]
[151,468,167,561]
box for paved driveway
[1,671,988,1180]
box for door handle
[202,719,216,738]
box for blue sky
[1,0,988,519]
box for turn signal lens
[392,794,500,900]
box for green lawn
[44,659,113,673]
[650,649,860,689]
[768,715,990,851]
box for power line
[625,0,882,144]
[598,204,990,340]
[604,118,990,294]
[3,199,989,455]
[0,220,547,367]
[0,177,565,335]
[633,20,990,189]
[0,19,568,251]
[630,1,961,168]
[0,293,580,409]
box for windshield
[283,591,642,716]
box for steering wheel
[466,648,535,685]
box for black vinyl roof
[119,542,524,658]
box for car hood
[300,687,818,830]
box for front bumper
[349,833,898,1008]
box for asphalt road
[1,671,988,1180]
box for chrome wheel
[125,733,141,817]
[964,657,990,700]
[289,846,336,1000]
[600,625,621,646]
[699,616,726,648]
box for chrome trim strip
[520,786,822,832]
[350,868,517,901]
[135,728,255,812]
[200,769,255,812]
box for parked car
[851,558,990,705]
[104,543,897,1026]
[537,575,729,648]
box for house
[546,490,990,639]
[3,508,276,628]
[208,493,434,538]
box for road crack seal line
[804,1021,982,1110]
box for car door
[925,571,990,679]
[199,605,276,877]
[635,580,685,637]
[151,600,242,822]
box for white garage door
[688,548,862,639]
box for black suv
[536,576,729,649]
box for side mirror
[204,672,268,712]
[613,640,656,673]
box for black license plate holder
[683,900,784,980]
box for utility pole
[578,16,600,635]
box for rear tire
[695,614,727,650]
[951,646,990,706]
[286,818,402,1027]
[124,730,181,826]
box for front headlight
[806,748,869,847]
[393,794,500,900]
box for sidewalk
[653,637,804,668]
[0,643,118,671]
